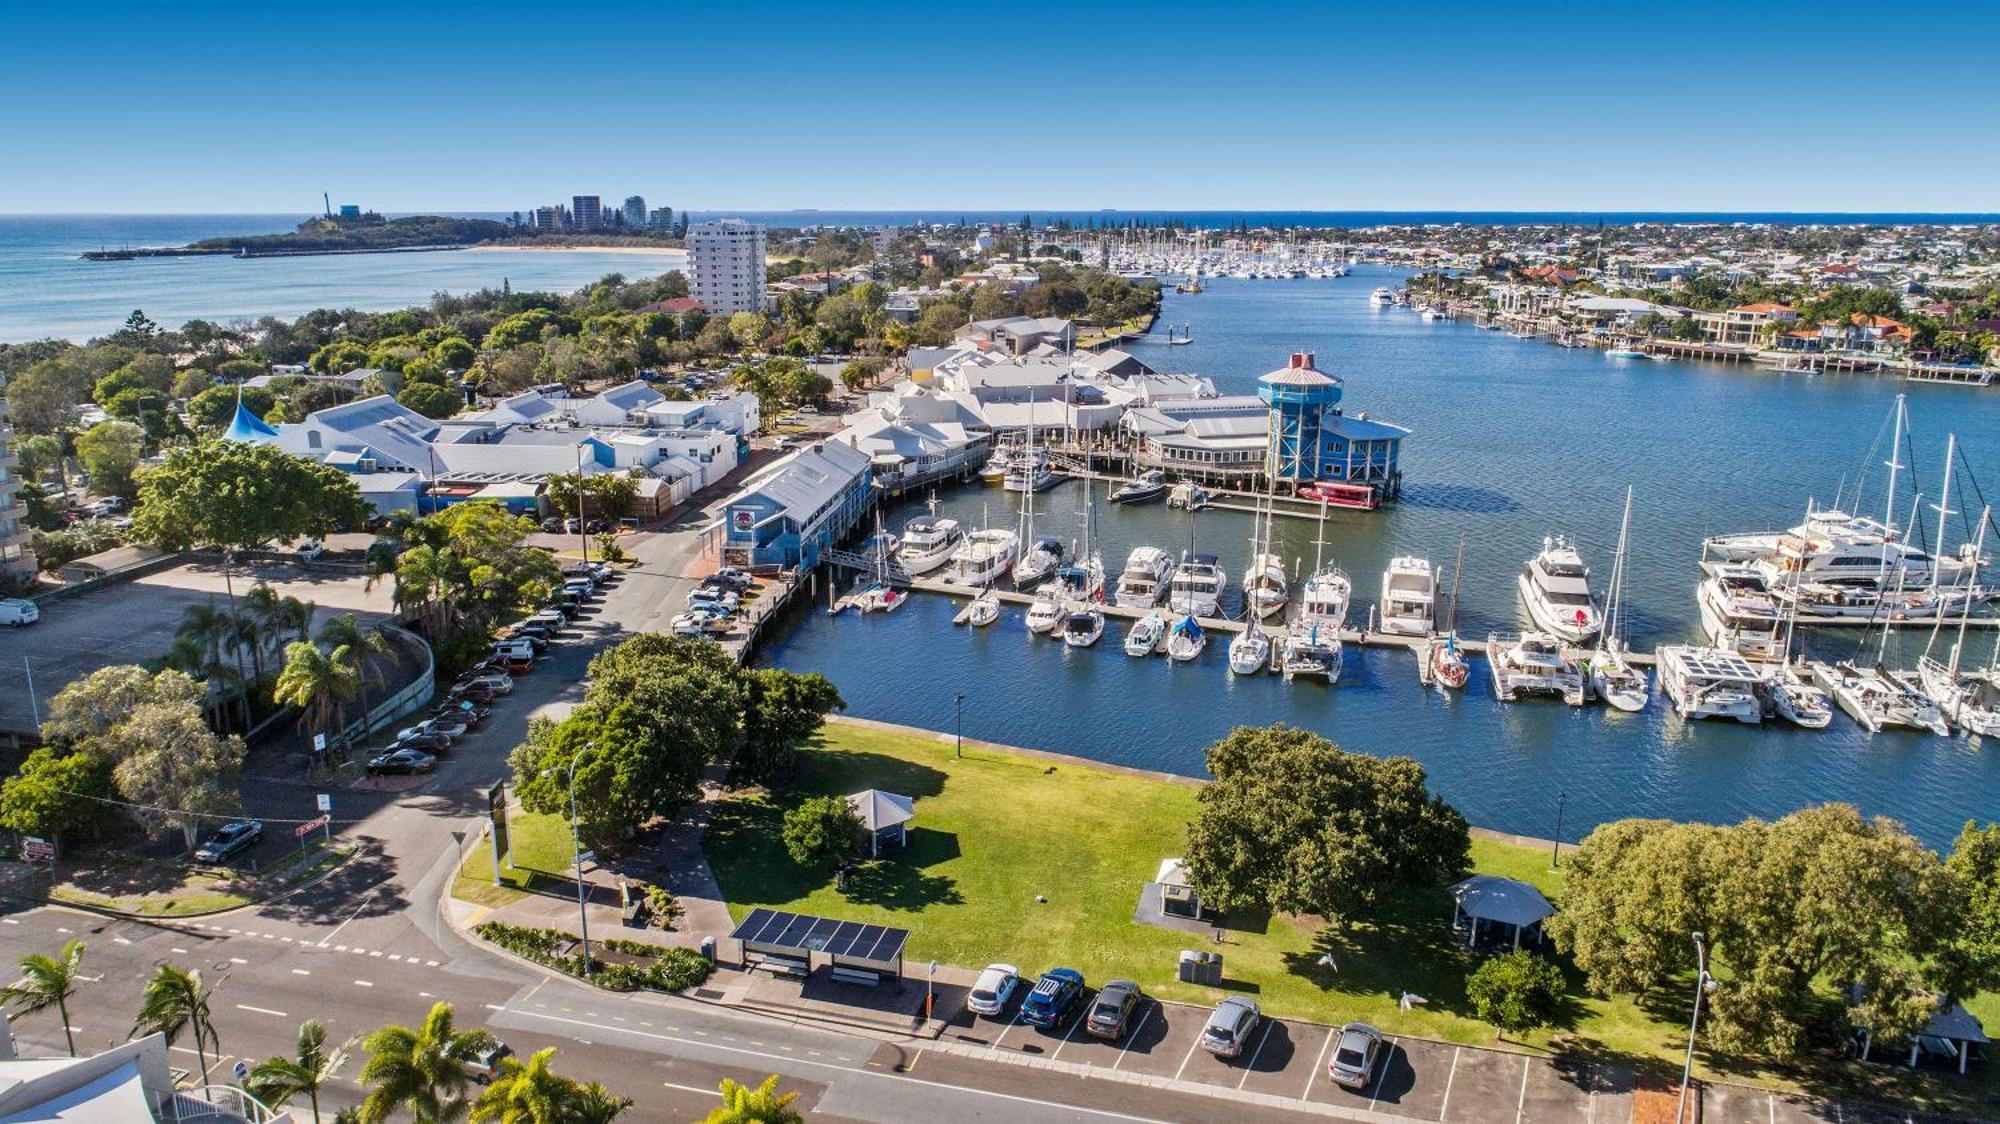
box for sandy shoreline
[463,243,686,257]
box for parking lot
[1,558,396,736]
[944,981,1647,1122]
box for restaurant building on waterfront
[720,440,873,571]
[1259,352,1407,502]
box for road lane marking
[1112,1005,1154,1071]
[1439,1046,1461,1120]
[235,1004,288,1018]
[1236,1022,1275,1089]
[1303,1026,1335,1100]
[986,1011,1024,1052]
[663,1080,716,1095]
[319,886,380,948]
[291,969,311,976]
[506,1006,1172,1124]
[1,918,18,925]
[55,927,71,933]
[1051,1008,1088,1061]
[354,980,373,987]
[171,948,189,955]
[112,937,131,945]
[228,958,247,965]
[1368,1039,1398,1108]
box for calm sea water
[761,269,2000,848]
[0,215,686,343]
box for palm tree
[248,1019,351,1123]
[178,600,248,727]
[392,545,464,639]
[469,1046,569,1124]
[275,594,318,648]
[317,613,393,728]
[0,941,85,1056]
[132,963,221,1081]
[702,1075,802,1124]
[240,583,283,682]
[358,1001,495,1124]
[566,1082,632,1124]
[274,641,361,754]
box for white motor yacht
[1370,286,1395,307]
[1168,552,1226,617]
[897,517,963,576]
[1124,611,1166,657]
[1061,607,1105,648]
[944,528,1019,587]
[1013,536,1065,589]
[1003,447,1055,493]
[1916,656,2000,737]
[979,447,1015,486]
[1487,632,1584,704]
[1656,646,1764,724]
[1518,535,1602,644]
[1699,508,1891,565]
[1025,595,1063,635]
[1227,624,1271,676]
[1697,565,1787,661]
[1298,568,1351,631]
[1113,547,1175,609]
[1378,556,1436,636]
[1281,625,1341,683]
[1768,663,1833,729]
[1110,470,1170,505]
[1166,615,1207,662]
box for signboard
[233,1060,249,1081]
[295,815,330,839]
[577,849,596,867]
[20,838,54,864]
[313,733,327,752]
[731,509,756,532]
[488,780,510,884]
[316,793,332,814]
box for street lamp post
[1676,930,1715,1124]
[543,744,597,980]
[954,693,964,759]
[1552,791,1568,867]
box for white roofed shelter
[1450,874,1556,951]
[845,789,915,858]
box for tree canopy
[133,440,368,551]
[1182,725,1470,923]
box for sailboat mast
[1882,393,1906,536]
[1929,432,1956,592]
[1948,508,1989,678]
[1609,485,1633,649]
[1446,533,1466,635]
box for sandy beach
[464,242,687,257]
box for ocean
[758,270,2000,849]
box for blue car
[1020,968,1084,1030]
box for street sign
[20,838,54,864]
[316,793,332,813]
[313,733,327,752]
[295,815,330,839]
[233,1060,249,1081]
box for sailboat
[1059,472,1108,646]
[1429,535,1470,690]
[1012,472,1062,588]
[1166,614,1207,662]
[1284,499,1346,683]
[1243,496,1289,620]
[965,587,1000,628]
[1228,506,1273,675]
[1586,487,1649,712]
[854,509,906,614]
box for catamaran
[1914,504,2000,736]
[1811,660,1950,736]
[1488,632,1584,705]
[1656,646,1763,724]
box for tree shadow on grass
[1279,892,1483,1019]
[839,859,963,913]
[797,746,948,801]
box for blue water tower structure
[1258,352,1343,482]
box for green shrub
[1466,951,1565,1034]
[476,922,712,992]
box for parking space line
[1302,1026,1335,1100]
[1050,1008,1091,1061]
[1514,1054,1530,1123]
[987,1012,1024,1052]
[1171,1030,1204,1083]
[1234,1021,1274,1089]
[1368,1038,1398,1109]
[1767,1091,1775,1124]
[1439,1046,1461,1121]
[1111,1006,1154,1071]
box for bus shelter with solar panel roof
[730,908,910,987]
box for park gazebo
[846,789,915,858]
[1853,991,1989,1076]
[1449,874,1555,951]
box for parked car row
[670,566,755,638]
[538,517,618,536]
[966,963,1388,1086]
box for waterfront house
[1695,302,1798,348]
[720,440,873,571]
[839,382,992,495]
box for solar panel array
[730,908,909,967]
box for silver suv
[1199,996,1260,1057]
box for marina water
[762,269,2000,848]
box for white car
[294,538,325,562]
[965,963,1021,1018]
[0,598,40,627]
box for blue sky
[3,1,1996,214]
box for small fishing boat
[1110,470,1170,505]
[1124,611,1166,657]
[1166,615,1207,662]
[1061,607,1105,649]
[965,588,1000,628]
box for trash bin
[700,935,717,964]
[1177,949,1201,983]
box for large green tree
[1183,725,1470,923]
[132,440,368,552]
[74,418,145,496]
[737,670,844,783]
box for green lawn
[450,808,580,909]
[708,720,1996,1112]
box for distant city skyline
[3,1,1996,214]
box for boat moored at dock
[1378,556,1436,636]
[1488,632,1584,704]
[897,516,963,576]
[1166,614,1207,662]
[1168,552,1226,617]
[1698,565,1787,660]
[1110,469,1169,505]
[944,527,1019,587]
[1113,546,1175,609]
[1810,661,1950,736]
[1124,611,1166,657]
[1518,535,1602,645]
[1656,645,1763,724]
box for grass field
[449,808,581,909]
[706,719,1997,1111]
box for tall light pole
[1676,930,1715,1124]
[1552,791,1568,867]
[543,743,597,979]
[954,692,964,759]
[574,442,591,567]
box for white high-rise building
[688,219,767,314]
[0,379,37,583]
